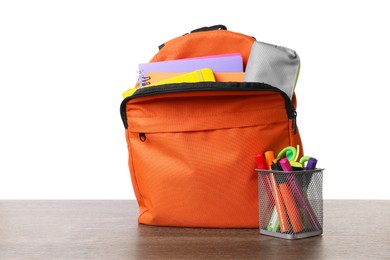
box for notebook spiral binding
[136,76,151,88]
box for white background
[0,0,388,199]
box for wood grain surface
[1,200,389,259]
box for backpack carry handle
[159,25,228,50]
[190,25,227,33]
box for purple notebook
[138,54,243,86]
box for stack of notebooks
[122,53,245,98]
[122,42,300,101]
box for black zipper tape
[120,82,296,131]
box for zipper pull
[139,133,146,142]
[292,110,297,134]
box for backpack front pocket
[121,82,302,227]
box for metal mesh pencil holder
[256,169,324,239]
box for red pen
[255,153,274,205]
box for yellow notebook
[122,68,215,98]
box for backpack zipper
[120,82,297,133]
[292,110,297,134]
[139,132,146,142]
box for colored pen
[279,158,322,231]
[255,153,267,170]
[264,151,280,232]
[301,156,317,188]
[304,157,318,198]
[275,158,305,233]
[255,153,274,205]
[306,158,317,170]
[265,151,290,233]
[267,207,279,232]
[298,156,318,230]
[279,182,304,233]
[265,151,275,170]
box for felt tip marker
[306,158,317,170]
[279,158,322,231]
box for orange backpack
[120,25,303,228]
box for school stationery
[145,72,244,85]
[257,167,324,239]
[298,156,317,183]
[256,153,276,231]
[268,169,289,233]
[255,153,274,204]
[279,182,304,233]
[122,68,216,98]
[306,158,318,170]
[265,151,289,233]
[149,68,215,87]
[244,41,300,100]
[138,53,243,86]
[279,158,322,231]
[303,157,318,192]
[267,208,280,232]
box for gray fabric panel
[244,41,300,100]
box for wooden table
[1,200,389,259]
